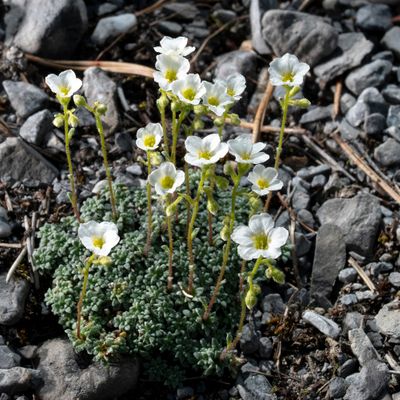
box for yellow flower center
[240,152,251,160]
[257,178,270,189]
[208,96,220,106]
[160,175,175,189]
[92,236,105,249]
[165,69,177,83]
[227,87,235,97]
[198,150,212,160]
[282,72,295,82]
[143,134,156,148]
[59,86,70,96]
[182,87,196,101]
[252,233,270,250]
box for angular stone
[19,109,53,146]
[250,0,276,55]
[381,26,400,59]
[262,10,338,66]
[0,346,21,369]
[238,373,277,400]
[348,328,380,366]
[364,113,386,136]
[0,367,41,395]
[375,301,400,338]
[316,193,382,257]
[314,33,373,84]
[299,105,332,124]
[2,80,48,118]
[91,14,137,46]
[8,0,87,58]
[215,50,258,84]
[387,105,400,127]
[302,310,341,338]
[311,224,346,306]
[374,138,400,167]
[356,4,392,31]
[0,137,58,184]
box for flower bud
[229,113,241,126]
[53,115,64,128]
[171,101,179,113]
[73,94,87,108]
[215,176,229,190]
[220,224,230,241]
[67,128,76,141]
[193,119,204,130]
[291,98,311,108]
[95,102,108,115]
[166,203,177,217]
[252,284,261,295]
[267,266,285,284]
[96,256,112,266]
[149,151,163,166]
[213,117,225,127]
[68,113,79,128]
[223,161,235,177]
[193,105,206,115]
[156,94,169,110]
[207,198,219,216]
[245,288,257,310]
[288,86,301,98]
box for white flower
[78,221,120,256]
[45,69,82,99]
[228,134,269,164]
[148,162,185,196]
[154,36,195,57]
[231,213,288,260]
[202,81,232,116]
[216,73,246,101]
[136,122,163,151]
[171,74,206,105]
[247,165,283,196]
[184,134,229,168]
[153,54,190,91]
[268,53,310,87]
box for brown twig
[252,81,274,143]
[6,246,27,283]
[332,132,400,204]
[348,257,377,293]
[135,0,168,17]
[96,33,127,61]
[333,80,342,120]
[0,242,23,249]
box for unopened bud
[267,266,285,284]
[288,86,301,98]
[68,113,79,128]
[223,161,235,177]
[149,151,163,166]
[220,224,230,241]
[214,117,225,127]
[96,256,112,266]
[229,113,241,126]
[53,115,64,128]
[291,98,311,108]
[171,101,179,113]
[96,102,108,115]
[73,94,87,108]
[166,203,177,217]
[157,95,169,110]
[245,289,258,310]
[193,105,206,115]
[207,198,219,216]
[193,119,204,130]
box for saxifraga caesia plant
[35,36,310,382]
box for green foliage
[35,184,253,384]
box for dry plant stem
[165,195,174,290]
[252,81,274,144]
[63,103,80,222]
[187,168,207,294]
[94,112,118,220]
[184,162,191,233]
[76,255,94,339]
[144,152,153,255]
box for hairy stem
[144,151,153,255]
[166,194,174,290]
[171,110,187,165]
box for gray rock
[297,164,331,180]
[348,328,380,366]
[162,2,199,20]
[389,272,400,287]
[358,87,388,115]
[297,209,315,229]
[339,359,358,378]
[238,373,277,400]
[2,80,48,118]
[7,0,87,58]
[292,190,310,211]
[345,60,392,96]
[177,387,194,399]
[381,26,400,59]
[215,50,258,84]
[346,100,369,128]
[369,261,393,276]
[115,132,133,153]
[316,193,382,257]
[0,221,12,239]
[340,93,357,114]
[250,0,276,55]
[343,312,363,335]
[240,324,260,355]
[36,338,139,400]
[356,290,376,302]
[375,301,400,338]
[314,33,374,84]
[339,268,357,284]
[0,367,41,395]
[382,84,400,104]
[212,9,237,23]
[0,272,30,326]
[374,138,400,167]
[91,14,137,46]
[344,360,389,400]
[261,10,337,67]
[258,337,273,359]
[330,377,348,398]
[310,224,346,306]
[340,294,358,306]
[156,21,182,36]
[83,67,119,135]
[0,137,58,184]
[364,113,386,136]
[299,105,332,124]
[302,310,341,338]
[0,346,21,369]
[339,118,362,141]
[126,164,142,176]
[387,105,400,127]
[19,109,53,146]
[356,4,392,31]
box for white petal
[185,136,203,154]
[148,169,162,187]
[250,153,269,164]
[231,226,253,246]
[238,245,258,260]
[203,134,221,152]
[184,153,202,167]
[248,214,266,234]
[269,227,289,247]
[45,74,61,94]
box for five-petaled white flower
[136,122,163,151]
[268,53,310,87]
[185,133,229,168]
[153,54,190,91]
[231,213,288,260]
[247,165,283,196]
[201,81,232,116]
[148,162,185,196]
[154,36,195,57]
[78,221,120,256]
[171,74,206,105]
[216,73,246,101]
[228,134,269,164]
[45,69,82,99]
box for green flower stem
[144,151,153,255]
[76,254,95,339]
[187,167,208,294]
[159,103,170,159]
[62,102,80,222]
[184,161,191,234]
[248,256,263,291]
[166,194,174,290]
[203,168,243,320]
[94,112,118,220]
[171,110,187,165]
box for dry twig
[6,246,27,283]
[348,257,377,293]
[333,80,342,119]
[252,81,274,143]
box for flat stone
[262,10,338,67]
[0,272,30,326]
[83,67,119,135]
[302,310,341,338]
[0,346,21,369]
[389,272,400,287]
[19,109,53,146]
[381,26,400,59]
[356,4,392,31]
[156,21,182,36]
[250,0,276,55]
[0,137,58,184]
[374,138,400,167]
[345,60,392,96]
[2,80,48,118]
[338,268,357,283]
[6,0,87,58]
[36,338,139,400]
[375,301,400,338]
[240,324,260,355]
[348,328,380,366]
[215,50,258,84]
[310,224,346,306]
[0,221,12,239]
[364,113,386,136]
[316,193,382,257]
[339,118,361,141]
[300,105,332,124]
[387,105,400,127]
[330,377,348,398]
[341,93,357,114]
[346,100,370,128]
[91,14,137,46]
[314,33,373,84]
[382,84,400,104]
[238,373,277,400]
[343,312,363,334]
[162,2,199,20]
[358,87,388,115]
[0,367,41,395]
